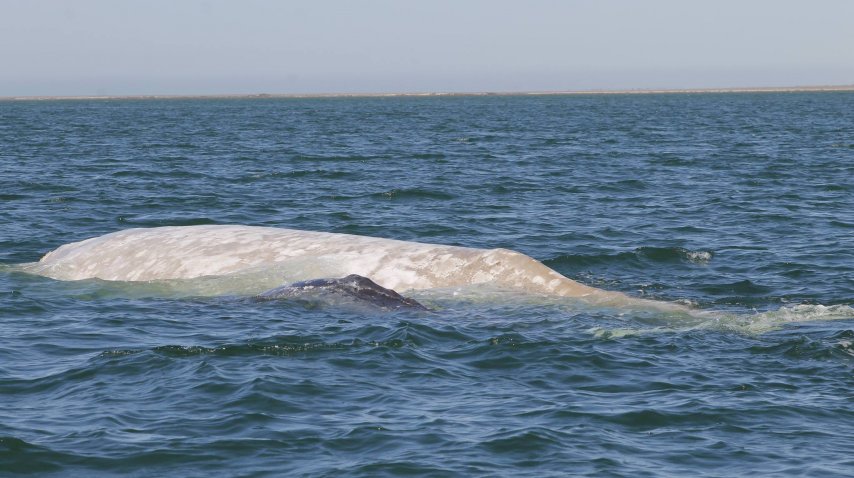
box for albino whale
[24,225,684,311]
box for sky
[1,0,853,96]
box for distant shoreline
[2,84,854,101]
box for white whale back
[28,225,609,299]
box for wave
[697,279,773,296]
[93,320,484,361]
[235,169,357,182]
[291,153,388,162]
[371,188,456,201]
[102,338,409,358]
[545,246,713,268]
[0,436,81,474]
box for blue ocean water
[1,93,853,477]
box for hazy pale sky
[2,0,853,96]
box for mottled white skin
[26,225,684,311]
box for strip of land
[2,84,853,101]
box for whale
[256,274,430,310]
[23,225,685,311]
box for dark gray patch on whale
[256,274,429,311]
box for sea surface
[1,93,853,477]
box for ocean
[1,92,852,477]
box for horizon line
[2,84,854,101]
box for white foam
[685,250,713,264]
[741,304,854,333]
[588,304,854,337]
